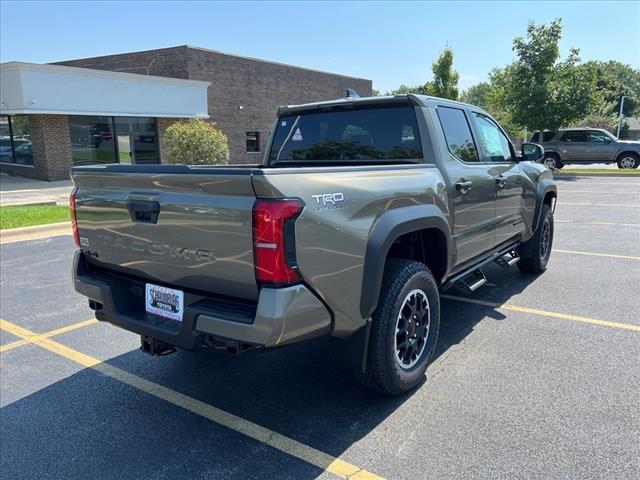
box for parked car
[530,128,640,169]
[70,93,556,395]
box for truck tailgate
[72,166,259,301]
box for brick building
[56,46,373,164]
[0,46,372,181]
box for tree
[163,119,229,165]
[429,47,459,100]
[459,82,492,109]
[492,19,598,141]
[387,47,459,99]
[572,100,619,132]
[586,60,640,117]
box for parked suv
[530,128,640,169]
[71,93,556,395]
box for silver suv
[530,128,640,169]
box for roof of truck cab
[278,94,486,115]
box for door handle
[495,175,508,189]
[455,180,473,194]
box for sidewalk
[0,173,73,207]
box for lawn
[556,169,640,175]
[0,204,70,229]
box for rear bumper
[72,251,332,350]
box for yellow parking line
[0,318,384,480]
[553,249,640,261]
[0,318,97,353]
[441,295,640,332]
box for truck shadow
[0,267,537,479]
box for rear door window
[436,106,479,162]
[561,131,588,142]
[268,104,423,164]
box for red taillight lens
[70,186,80,247]
[253,199,303,285]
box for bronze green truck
[71,93,556,395]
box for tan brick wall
[0,114,73,181]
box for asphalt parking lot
[1,175,639,480]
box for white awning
[0,62,209,118]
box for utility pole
[616,96,626,139]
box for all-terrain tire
[357,259,440,395]
[518,203,554,274]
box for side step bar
[457,269,487,295]
[442,243,521,293]
[495,249,520,268]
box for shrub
[163,119,229,165]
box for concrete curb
[0,222,71,244]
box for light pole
[616,96,626,139]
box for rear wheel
[518,203,554,274]
[617,153,639,169]
[542,153,563,170]
[357,259,440,395]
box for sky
[1,1,639,93]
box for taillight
[252,199,303,285]
[70,186,80,247]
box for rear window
[268,104,423,164]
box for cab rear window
[268,104,423,164]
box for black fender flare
[521,181,557,258]
[359,205,453,319]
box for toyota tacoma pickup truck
[71,93,556,395]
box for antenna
[345,89,360,99]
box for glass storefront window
[0,115,34,165]
[69,116,158,165]
[114,117,158,164]
[69,116,117,165]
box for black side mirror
[521,142,544,162]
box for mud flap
[333,318,372,375]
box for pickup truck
[71,93,557,395]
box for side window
[472,113,514,162]
[436,107,479,162]
[586,131,609,143]
[561,131,587,142]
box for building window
[69,116,158,165]
[114,117,158,164]
[0,115,33,165]
[246,131,260,152]
[69,116,117,165]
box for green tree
[573,100,619,132]
[163,119,229,165]
[429,47,459,100]
[459,82,492,109]
[586,60,640,116]
[492,19,598,141]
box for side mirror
[521,142,544,162]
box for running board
[456,269,487,295]
[495,249,520,268]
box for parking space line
[558,202,640,208]
[0,318,97,353]
[440,295,640,332]
[555,220,640,227]
[553,249,640,261]
[0,318,385,480]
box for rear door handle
[455,180,473,194]
[495,175,508,188]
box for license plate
[145,283,184,322]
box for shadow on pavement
[0,270,537,479]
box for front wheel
[518,203,554,274]
[357,259,440,395]
[617,153,639,169]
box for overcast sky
[1,1,638,93]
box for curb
[0,222,71,244]
[554,173,640,179]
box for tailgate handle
[128,200,160,224]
